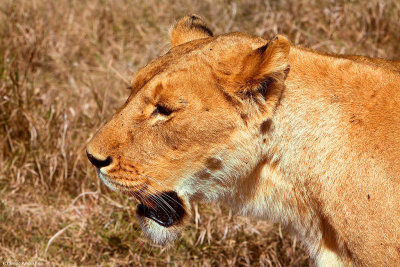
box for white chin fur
[137,215,182,245]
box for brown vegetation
[1,0,399,265]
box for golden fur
[87,15,400,266]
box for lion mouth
[136,191,186,227]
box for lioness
[87,15,400,266]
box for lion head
[87,15,290,244]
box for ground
[1,0,399,266]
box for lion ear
[170,15,213,48]
[237,35,290,100]
[252,35,290,86]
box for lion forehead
[130,33,268,95]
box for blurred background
[1,0,399,266]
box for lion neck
[238,46,400,264]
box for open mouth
[136,191,186,227]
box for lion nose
[86,151,112,168]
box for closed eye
[152,104,173,116]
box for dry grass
[1,0,399,265]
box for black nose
[86,151,112,168]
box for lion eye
[153,104,173,116]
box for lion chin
[96,169,188,245]
[137,215,183,245]
[135,191,188,245]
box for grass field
[1,0,400,266]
